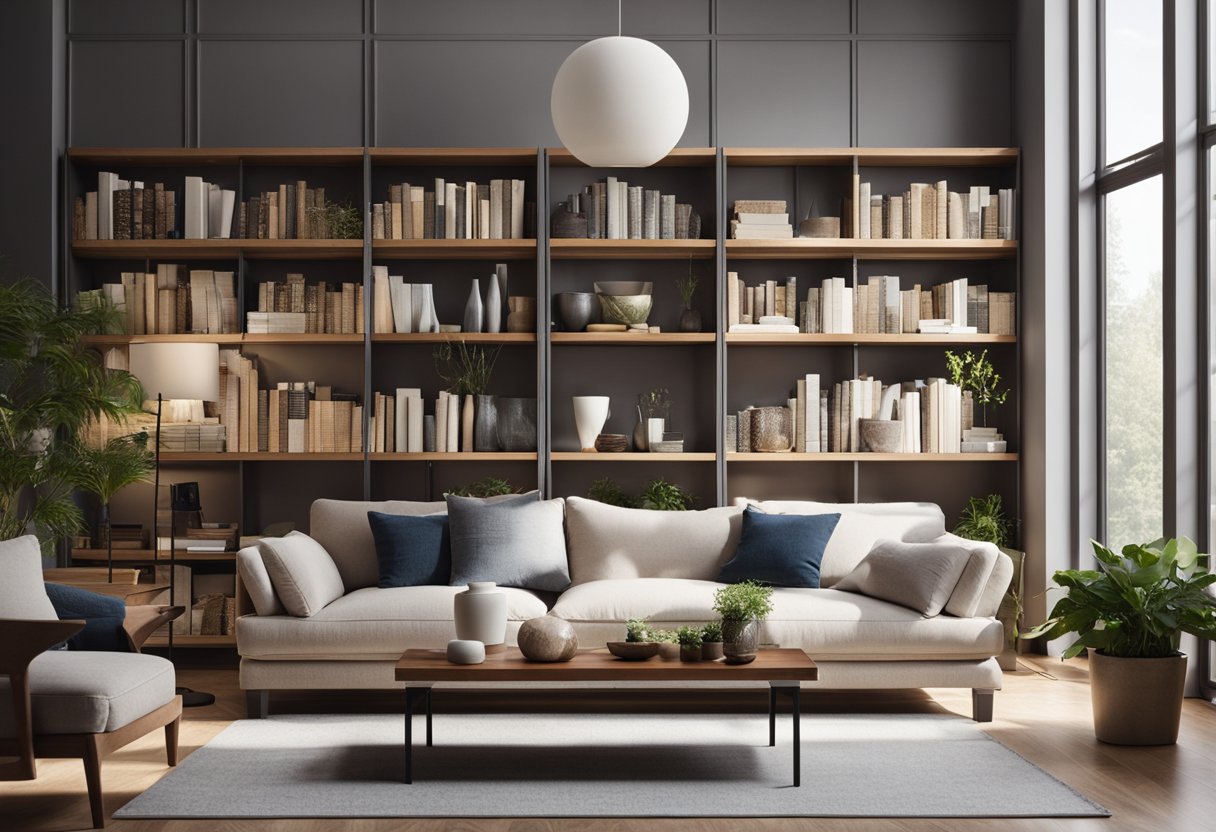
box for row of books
[238,181,332,240]
[157,422,226,452]
[370,266,439,334]
[73,174,180,240]
[853,181,1016,241]
[369,389,469,453]
[371,179,530,240]
[151,566,235,636]
[725,273,1015,335]
[729,200,793,240]
[557,179,701,240]
[76,268,238,335]
[728,375,991,455]
[249,274,365,334]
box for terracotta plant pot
[1090,650,1187,745]
[701,641,724,661]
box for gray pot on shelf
[473,394,499,452]
[495,397,537,452]
[722,619,759,665]
[557,292,597,332]
[701,641,724,661]
[679,308,702,333]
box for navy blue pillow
[43,582,130,652]
[367,511,450,588]
[717,507,841,588]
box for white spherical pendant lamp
[551,36,689,167]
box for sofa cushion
[935,533,1005,618]
[0,651,175,737]
[835,539,971,617]
[735,500,945,586]
[259,532,345,617]
[367,511,450,588]
[310,498,447,590]
[565,496,743,584]
[237,585,549,660]
[550,578,1003,660]
[0,535,57,621]
[718,508,840,587]
[447,493,570,592]
[236,545,284,617]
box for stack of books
[247,273,364,334]
[77,267,238,335]
[157,423,226,453]
[369,389,477,453]
[557,179,699,240]
[729,200,793,239]
[238,180,333,239]
[73,173,181,240]
[371,178,530,240]
[854,180,1016,240]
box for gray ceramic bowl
[606,641,659,661]
[597,293,652,325]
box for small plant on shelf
[638,478,696,511]
[676,625,703,661]
[701,621,723,643]
[445,476,515,498]
[676,259,699,310]
[587,477,639,508]
[309,202,363,240]
[650,628,677,644]
[701,619,725,660]
[433,341,501,396]
[638,387,671,422]
[944,349,1008,427]
[954,493,1013,548]
[713,580,774,664]
[625,618,652,643]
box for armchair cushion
[0,535,58,621]
[0,650,175,736]
[43,583,129,652]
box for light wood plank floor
[2,655,1214,832]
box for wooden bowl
[606,641,659,661]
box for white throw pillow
[0,535,58,620]
[236,545,285,617]
[258,531,345,617]
[835,538,970,617]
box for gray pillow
[0,535,58,620]
[835,538,970,617]
[236,545,285,617]
[258,531,346,617]
[446,492,570,592]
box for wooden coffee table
[393,647,818,786]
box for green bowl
[597,293,652,325]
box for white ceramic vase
[572,396,611,452]
[485,272,502,333]
[453,582,507,652]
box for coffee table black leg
[425,688,433,747]
[768,685,777,746]
[404,687,415,784]
[791,685,800,787]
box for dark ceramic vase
[722,619,759,665]
[495,397,537,452]
[679,308,702,332]
[473,394,499,452]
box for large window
[1103,0,1163,164]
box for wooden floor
[2,654,1214,832]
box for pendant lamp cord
[617,0,621,36]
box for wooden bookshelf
[551,332,714,345]
[72,239,364,260]
[372,333,536,344]
[158,452,363,462]
[372,239,537,259]
[726,453,1019,463]
[723,147,1019,167]
[725,333,1016,346]
[70,549,238,562]
[550,239,716,259]
[724,239,1017,260]
[550,452,717,463]
[369,452,537,462]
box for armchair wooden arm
[122,605,185,652]
[0,618,85,781]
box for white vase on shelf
[485,273,502,333]
[464,279,484,333]
[572,396,611,452]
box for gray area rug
[116,713,1108,818]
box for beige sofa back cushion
[0,535,57,621]
[310,499,446,590]
[565,496,743,585]
[734,500,945,586]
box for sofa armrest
[0,618,85,779]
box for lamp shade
[128,342,220,402]
[551,36,689,167]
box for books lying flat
[246,312,307,333]
[730,221,794,239]
[728,323,799,333]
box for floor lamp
[128,342,220,708]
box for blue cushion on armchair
[43,582,130,652]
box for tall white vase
[572,395,611,452]
[453,581,507,652]
[463,278,484,333]
[418,284,437,333]
[485,272,502,333]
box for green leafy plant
[587,477,638,508]
[313,201,363,240]
[1023,537,1216,658]
[625,618,652,643]
[676,625,703,648]
[701,620,723,642]
[433,340,501,396]
[0,280,145,551]
[650,628,678,644]
[944,349,1008,427]
[713,580,775,622]
[73,433,154,540]
[954,493,1013,548]
[637,387,671,421]
[638,478,697,511]
[445,476,515,498]
[676,257,699,309]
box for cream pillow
[835,538,970,617]
[258,531,345,617]
[0,535,58,620]
[236,545,285,617]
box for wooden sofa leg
[972,688,995,723]
[83,735,106,828]
[165,716,180,766]
[246,689,269,719]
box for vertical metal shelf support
[539,149,553,499]
[361,147,374,500]
[715,148,728,505]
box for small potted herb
[701,621,724,661]
[625,618,651,643]
[713,580,774,665]
[607,617,660,660]
[676,257,702,332]
[651,628,680,661]
[676,626,704,662]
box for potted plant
[625,618,652,643]
[1023,537,1216,745]
[954,493,1023,670]
[651,628,680,661]
[638,478,697,511]
[712,580,774,665]
[433,341,502,452]
[676,626,703,662]
[701,620,724,660]
[445,476,515,498]
[587,477,639,508]
[944,348,1008,428]
[73,433,155,579]
[676,257,701,332]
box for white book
[805,373,820,452]
[730,223,794,239]
[479,199,490,240]
[935,180,948,240]
[727,324,799,333]
[184,176,207,239]
[606,176,620,239]
[511,179,525,239]
[736,212,790,225]
[435,393,449,453]
[206,183,223,239]
[446,391,459,452]
[465,180,477,239]
[394,387,419,451]
[444,182,458,239]
[410,284,425,332]
[406,390,423,453]
[858,182,871,239]
[219,189,236,239]
[97,172,119,240]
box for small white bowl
[446,639,486,664]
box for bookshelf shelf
[723,147,1019,167]
[551,332,714,345]
[368,452,537,462]
[726,452,1019,463]
[725,333,1016,346]
[550,452,717,462]
[370,147,539,165]
[547,147,717,167]
[81,333,244,346]
[69,549,238,562]
[68,147,364,166]
[71,239,364,260]
[242,334,365,345]
[550,239,716,259]
[723,239,1017,260]
[372,333,536,345]
[159,452,363,462]
[372,239,537,260]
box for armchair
[0,536,182,829]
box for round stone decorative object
[517,616,578,662]
[446,639,486,665]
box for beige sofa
[236,497,1012,721]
